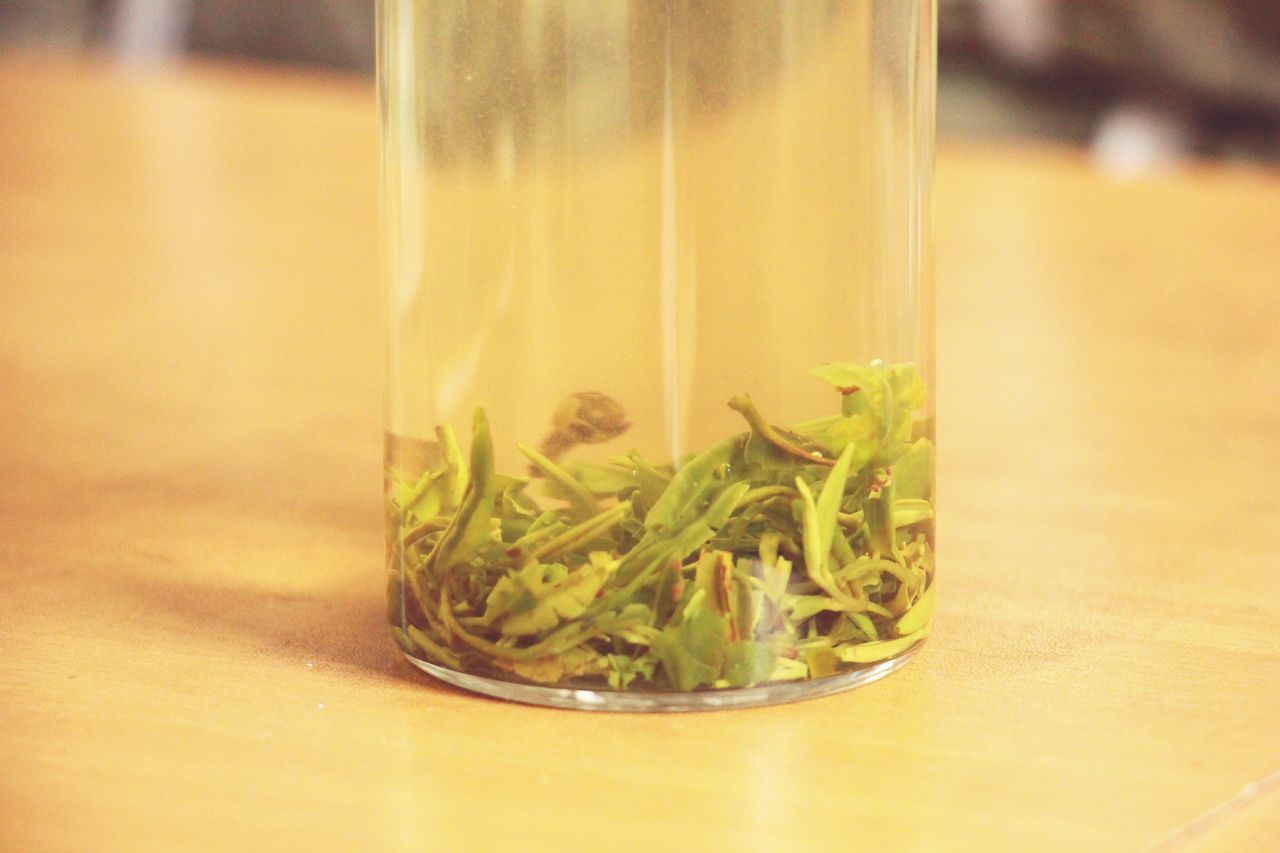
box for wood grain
[1,57,1278,851]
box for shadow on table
[111,568,478,698]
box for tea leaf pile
[387,361,935,691]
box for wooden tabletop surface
[1,58,1278,851]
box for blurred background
[2,0,1279,171]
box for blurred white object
[110,0,194,62]
[976,0,1057,67]
[1092,103,1195,177]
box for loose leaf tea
[387,361,935,692]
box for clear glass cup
[380,0,936,710]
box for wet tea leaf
[389,361,935,693]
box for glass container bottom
[401,640,925,712]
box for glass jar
[380,1,935,710]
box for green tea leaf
[511,646,610,684]
[846,611,879,642]
[643,436,740,533]
[427,410,496,574]
[518,442,598,516]
[729,394,834,468]
[893,499,933,529]
[810,361,924,419]
[397,471,441,524]
[523,501,632,566]
[803,361,927,467]
[626,451,673,509]
[651,557,685,627]
[892,437,935,502]
[484,552,620,636]
[805,645,840,679]
[836,628,927,664]
[894,582,935,636]
[793,412,880,469]
[653,591,730,691]
[722,639,780,687]
[567,461,637,496]
[862,478,895,556]
[437,424,470,509]
[785,594,848,622]
[769,657,810,682]
[607,654,657,689]
[405,624,461,668]
[795,443,856,601]
[608,481,750,597]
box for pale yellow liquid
[380,0,934,469]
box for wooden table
[2,58,1278,851]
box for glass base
[401,640,925,712]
